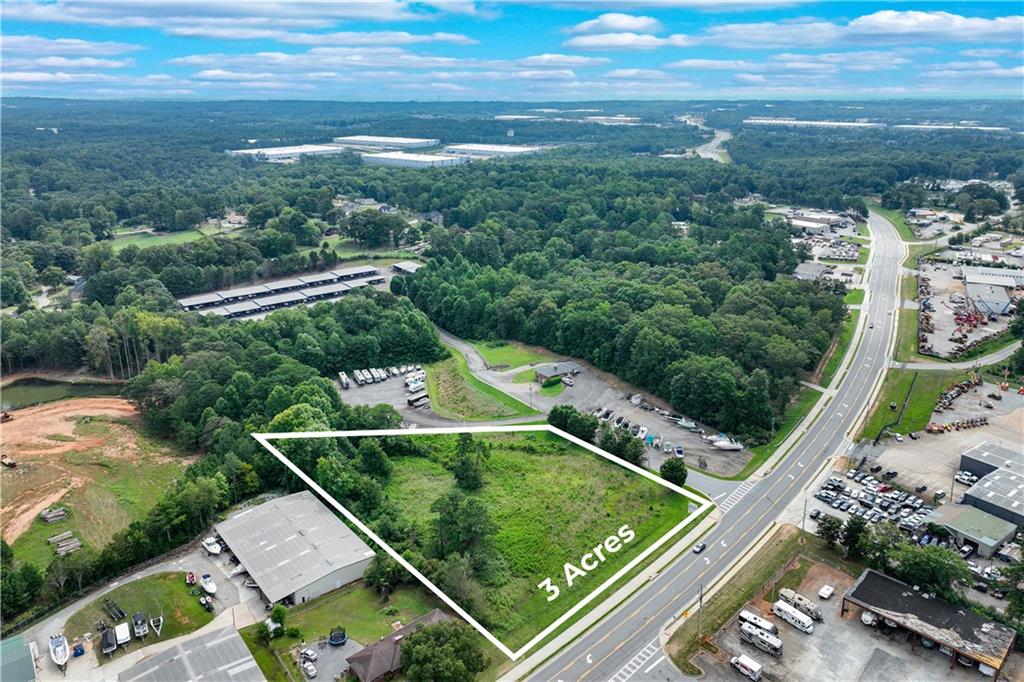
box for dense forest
[2,98,1021,627]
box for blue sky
[2,1,1022,99]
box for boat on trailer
[49,634,70,671]
[100,629,117,656]
[133,612,148,638]
[150,615,164,637]
[201,537,222,555]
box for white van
[730,654,762,681]
[773,600,814,634]
[738,610,779,636]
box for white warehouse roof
[215,491,374,603]
[362,152,467,168]
[226,144,346,158]
[445,143,542,156]
[118,627,259,682]
[333,135,438,148]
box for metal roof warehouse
[117,627,260,682]
[214,491,375,604]
[842,569,1016,675]
[176,266,381,316]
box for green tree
[890,544,971,601]
[401,621,489,682]
[841,516,868,558]
[817,515,843,549]
[659,458,688,487]
[856,521,907,571]
[269,604,287,627]
[357,438,393,481]
[364,555,407,598]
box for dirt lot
[695,557,1023,682]
[0,398,190,566]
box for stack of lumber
[48,530,82,556]
[40,507,68,524]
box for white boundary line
[252,424,712,661]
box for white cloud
[959,48,1016,58]
[604,68,669,79]
[517,53,610,66]
[734,73,767,84]
[1,34,142,55]
[564,32,690,50]
[667,58,757,70]
[845,11,1024,43]
[568,13,662,34]
[1,1,420,28]
[194,69,276,80]
[922,63,1024,79]
[2,56,133,68]
[164,27,477,46]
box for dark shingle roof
[346,609,449,682]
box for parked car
[809,509,821,521]
[300,649,318,662]
[675,445,685,458]
[303,662,318,678]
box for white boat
[228,563,248,578]
[114,622,131,647]
[201,537,222,555]
[150,615,163,637]
[133,612,148,638]
[200,574,217,595]
[713,438,744,451]
[49,634,69,669]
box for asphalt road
[523,211,905,682]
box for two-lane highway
[523,211,906,682]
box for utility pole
[801,498,807,535]
[697,583,704,640]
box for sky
[2,1,1022,100]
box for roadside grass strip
[254,425,712,660]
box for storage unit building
[842,569,1016,676]
[392,261,422,275]
[117,627,259,682]
[215,491,375,605]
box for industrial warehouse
[117,627,260,682]
[213,492,375,606]
[361,151,468,168]
[842,569,1017,677]
[959,441,1024,526]
[333,135,439,149]
[443,143,542,158]
[176,265,385,318]
[224,144,349,163]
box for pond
[1,379,121,411]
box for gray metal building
[117,627,261,682]
[215,491,375,605]
[960,441,1024,526]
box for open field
[240,584,442,682]
[110,229,207,253]
[425,346,539,421]
[868,202,915,241]
[892,307,941,364]
[1,398,190,569]
[470,340,557,370]
[901,274,917,301]
[64,572,213,665]
[820,310,860,388]
[843,288,865,305]
[903,243,941,268]
[859,369,970,440]
[667,525,863,675]
[383,431,693,651]
[738,386,822,479]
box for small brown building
[347,609,450,682]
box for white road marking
[717,480,757,514]
[609,640,660,682]
[644,655,666,674]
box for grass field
[901,274,918,301]
[470,341,557,370]
[955,332,1020,362]
[855,222,870,239]
[858,369,969,440]
[111,229,207,253]
[7,415,188,570]
[540,381,564,397]
[843,288,865,305]
[425,346,539,421]
[666,527,863,675]
[893,308,925,363]
[820,310,860,388]
[903,243,941,269]
[384,431,693,650]
[241,584,442,682]
[868,202,915,241]
[739,386,822,479]
[64,572,213,665]
[820,246,869,265]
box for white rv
[738,610,779,636]
[739,622,783,658]
[779,588,823,621]
[773,600,814,634]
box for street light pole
[697,582,704,640]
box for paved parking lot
[693,559,1022,682]
[286,637,363,681]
